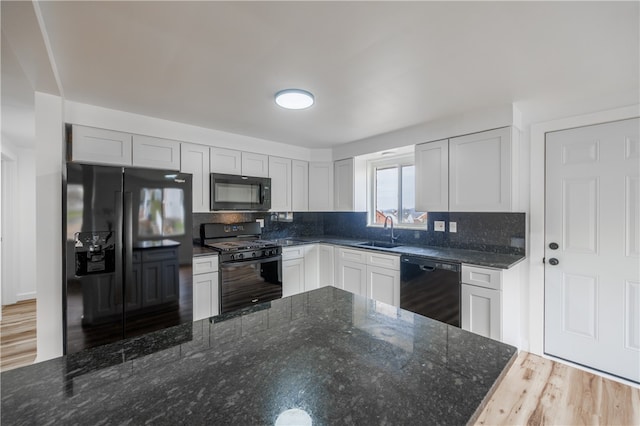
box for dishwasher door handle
[419,265,436,272]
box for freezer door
[64,163,125,354]
[123,168,193,339]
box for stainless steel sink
[355,241,402,249]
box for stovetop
[204,239,279,252]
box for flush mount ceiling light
[275,89,314,110]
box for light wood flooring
[0,299,37,372]
[1,301,639,425]
[475,351,640,425]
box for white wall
[332,104,521,160]
[35,91,63,362]
[65,100,316,162]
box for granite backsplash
[193,211,525,256]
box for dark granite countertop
[1,287,517,425]
[268,236,525,269]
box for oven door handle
[221,255,282,267]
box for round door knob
[549,242,559,250]
[548,258,559,266]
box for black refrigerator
[63,163,193,354]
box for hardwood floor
[475,351,640,425]
[1,301,639,425]
[0,299,37,372]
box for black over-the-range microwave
[210,173,271,211]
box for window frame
[367,154,426,229]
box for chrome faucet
[383,216,398,243]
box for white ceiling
[4,1,639,149]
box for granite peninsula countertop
[1,287,517,425]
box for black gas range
[200,222,283,314]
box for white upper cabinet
[71,125,132,166]
[180,143,210,212]
[415,139,449,212]
[308,162,334,211]
[269,156,292,212]
[291,160,309,211]
[334,157,366,211]
[449,127,517,212]
[210,147,241,175]
[241,152,269,177]
[132,135,181,170]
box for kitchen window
[368,155,427,228]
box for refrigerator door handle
[115,192,124,306]
[124,191,134,304]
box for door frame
[529,104,640,356]
[1,151,19,307]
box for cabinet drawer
[337,247,367,264]
[366,252,400,269]
[142,248,178,262]
[282,246,306,260]
[193,255,218,274]
[462,265,502,290]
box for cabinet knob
[548,258,559,266]
[549,242,559,250]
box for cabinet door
[283,258,305,297]
[461,283,501,340]
[415,139,449,212]
[141,261,163,307]
[334,158,354,211]
[193,272,219,321]
[309,162,333,211]
[367,265,400,307]
[303,244,319,291]
[132,135,181,170]
[292,160,309,211]
[162,260,180,303]
[71,125,132,166]
[241,152,269,177]
[449,127,512,212]
[318,244,335,287]
[269,156,292,212]
[181,143,210,213]
[337,260,367,297]
[210,147,241,174]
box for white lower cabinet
[460,263,521,346]
[283,258,304,297]
[367,265,400,307]
[318,244,335,287]
[461,283,501,340]
[338,261,368,296]
[336,247,400,307]
[192,255,219,321]
[282,245,319,297]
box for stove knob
[237,253,244,259]
[252,252,257,257]
[229,254,235,260]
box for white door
[545,117,640,383]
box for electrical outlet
[434,221,445,232]
[449,222,457,233]
[256,218,264,228]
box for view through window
[372,157,426,227]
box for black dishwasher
[400,256,461,327]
